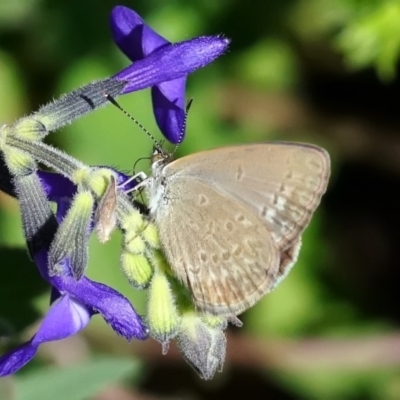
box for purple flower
[111,5,230,143]
[0,4,231,375]
[5,8,229,143]
[0,170,147,376]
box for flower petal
[32,294,91,346]
[55,198,73,223]
[114,35,230,94]
[111,6,229,142]
[38,171,76,201]
[152,79,186,143]
[0,341,37,376]
[33,248,147,341]
[50,286,62,304]
[110,6,169,61]
[51,275,148,341]
[0,294,90,376]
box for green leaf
[235,39,298,91]
[336,1,400,80]
[15,357,140,400]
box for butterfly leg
[119,171,148,194]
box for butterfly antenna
[104,93,161,148]
[132,156,151,175]
[172,98,193,155]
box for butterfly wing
[163,142,330,251]
[151,142,330,316]
[153,178,281,316]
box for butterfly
[137,142,330,317]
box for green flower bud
[147,252,180,354]
[49,190,95,278]
[120,251,153,289]
[177,311,227,380]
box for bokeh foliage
[2,0,400,399]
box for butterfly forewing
[149,142,330,316]
[164,143,330,251]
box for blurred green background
[2,0,400,399]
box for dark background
[1,1,400,399]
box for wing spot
[285,171,294,179]
[235,214,253,228]
[275,196,287,211]
[246,241,259,257]
[206,221,214,235]
[233,246,242,257]
[225,221,234,232]
[198,194,209,206]
[222,252,230,261]
[212,254,219,264]
[189,264,200,274]
[236,164,245,181]
[200,252,208,262]
[280,183,293,197]
[261,206,276,223]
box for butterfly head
[151,144,174,174]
